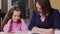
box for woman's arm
[53,9,60,30]
[32,27,54,34]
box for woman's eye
[36,7,41,9]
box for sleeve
[53,9,60,30]
[28,11,37,30]
[21,19,28,31]
[3,22,11,32]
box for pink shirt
[3,19,28,32]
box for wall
[50,0,60,11]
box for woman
[28,0,60,34]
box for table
[55,30,60,34]
[0,31,40,34]
[0,30,60,34]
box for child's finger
[7,19,12,24]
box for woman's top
[28,9,60,30]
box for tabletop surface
[0,30,60,34]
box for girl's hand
[7,19,12,23]
[3,19,12,32]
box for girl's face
[36,2,43,14]
[12,11,21,22]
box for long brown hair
[2,6,23,28]
[34,0,52,16]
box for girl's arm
[21,19,28,31]
[3,19,11,32]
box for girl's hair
[2,6,23,27]
[34,0,52,16]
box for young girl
[3,6,28,32]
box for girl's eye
[14,15,17,17]
[18,16,20,17]
[14,15,20,17]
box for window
[0,0,1,9]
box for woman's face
[12,11,21,22]
[36,2,43,14]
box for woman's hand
[32,27,41,33]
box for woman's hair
[2,6,23,27]
[34,0,52,16]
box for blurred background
[0,0,60,31]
